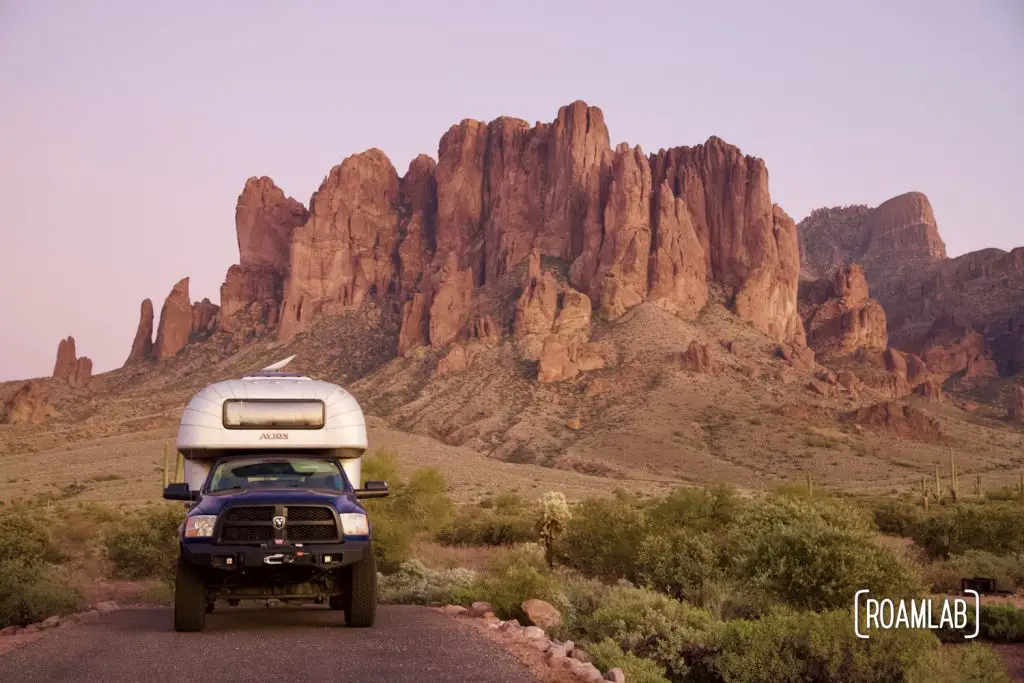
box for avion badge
[259,432,288,440]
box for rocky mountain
[6,100,1022,494]
[799,192,1023,381]
[122,100,807,380]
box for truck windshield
[206,457,347,492]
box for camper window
[222,399,326,429]
[206,456,348,492]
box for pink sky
[1,0,1022,381]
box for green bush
[0,559,82,628]
[940,604,1024,643]
[933,642,1012,682]
[360,450,456,572]
[745,523,924,611]
[635,529,723,603]
[586,638,671,683]
[910,502,1024,559]
[104,504,186,581]
[921,550,1024,593]
[467,546,559,622]
[0,505,64,564]
[556,495,647,580]
[378,559,476,605]
[709,608,943,683]
[872,500,923,536]
[436,501,536,547]
[576,585,721,681]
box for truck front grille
[218,505,340,544]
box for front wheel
[174,562,207,632]
[343,547,378,627]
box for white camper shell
[176,356,368,491]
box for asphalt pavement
[0,604,540,683]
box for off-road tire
[343,547,377,627]
[174,562,207,632]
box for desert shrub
[465,545,559,622]
[435,500,536,547]
[921,550,1024,593]
[635,529,723,604]
[932,642,1012,682]
[556,495,647,580]
[978,603,1024,643]
[104,503,186,580]
[645,485,741,533]
[576,585,721,681]
[585,638,671,683]
[378,559,476,605]
[0,505,64,564]
[745,521,924,611]
[0,559,82,628]
[910,502,1024,559]
[872,500,923,535]
[708,608,943,683]
[545,573,611,636]
[940,604,1024,643]
[360,450,456,572]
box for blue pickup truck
[163,357,388,632]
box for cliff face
[120,100,817,373]
[269,101,805,351]
[799,192,1022,378]
[799,264,888,359]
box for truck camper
[163,356,389,632]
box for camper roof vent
[241,355,308,379]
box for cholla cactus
[536,491,572,567]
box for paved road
[0,605,539,683]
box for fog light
[226,558,233,565]
[324,555,332,563]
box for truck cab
[163,356,388,632]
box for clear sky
[1,1,1022,381]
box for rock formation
[220,177,308,341]
[154,277,194,360]
[1010,386,1024,422]
[846,401,942,441]
[125,299,154,364]
[3,381,57,424]
[124,100,815,366]
[799,192,1021,378]
[799,264,888,358]
[52,337,77,379]
[51,336,92,389]
[512,249,604,382]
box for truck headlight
[339,513,369,536]
[184,515,217,538]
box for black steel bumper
[180,539,370,571]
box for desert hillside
[2,100,1022,503]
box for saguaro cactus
[536,491,572,568]
[949,449,959,502]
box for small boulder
[39,616,61,630]
[606,668,626,683]
[522,598,563,630]
[523,625,546,640]
[467,601,493,617]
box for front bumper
[180,539,370,571]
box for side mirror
[356,480,389,499]
[164,482,198,501]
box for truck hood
[189,488,366,516]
